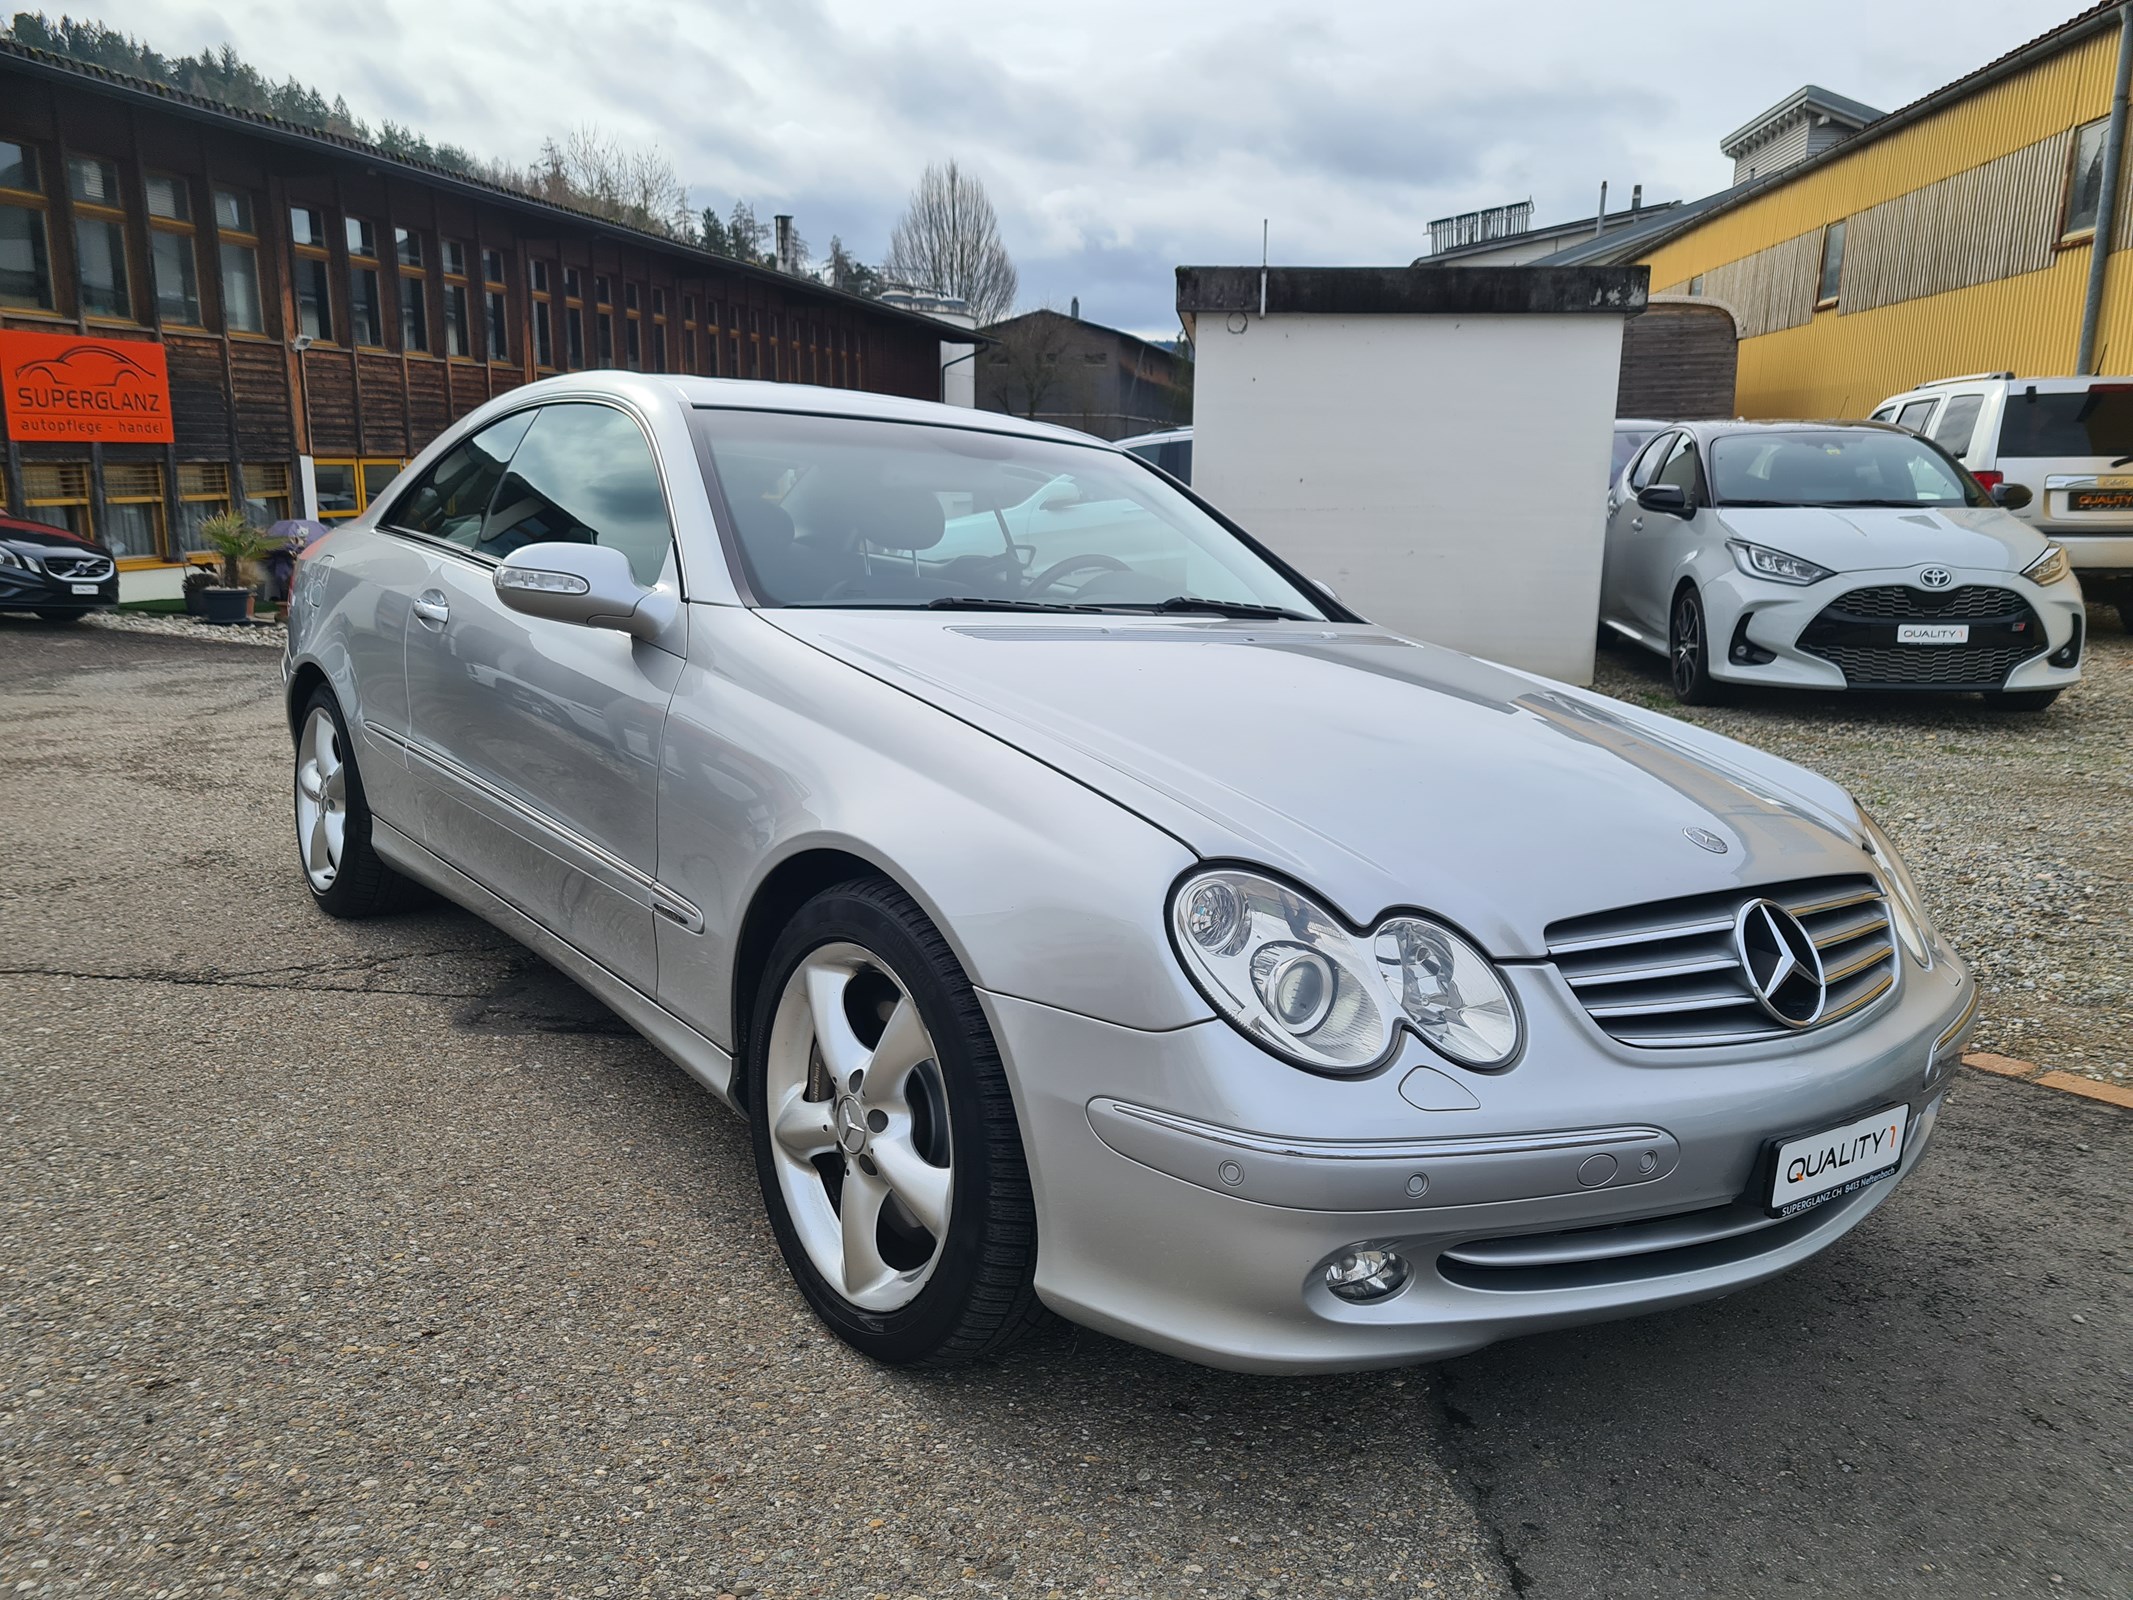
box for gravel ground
[1595,605,2132,1087]
[79,609,288,649]
[0,620,1507,1599]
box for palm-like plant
[198,510,277,589]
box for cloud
[97,0,2085,332]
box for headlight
[1857,811,1936,967]
[1170,868,1522,1073]
[1728,540,1833,586]
[0,545,30,570]
[2021,544,2069,586]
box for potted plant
[197,511,277,624]
[181,563,216,616]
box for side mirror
[1038,481,1082,511]
[1636,483,1693,517]
[493,542,675,641]
[1992,482,2034,511]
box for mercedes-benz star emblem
[1684,826,1729,854]
[834,1098,869,1155]
[1733,900,1827,1027]
[1917,566,1954,589]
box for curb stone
[1963,1052,2133,1109]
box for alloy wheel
[763,943,955,1312]
[1671,593,1704,698]
[294,706,348,892]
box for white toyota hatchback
[1603,420,2086,709]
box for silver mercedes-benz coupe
[284,373,1976,1373]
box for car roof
[1676,418,1911,439]
[1116,427,1194,448]
[1615,418,1669,431]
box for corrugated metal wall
[1638,22,2123,417]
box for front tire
[293,686,423,917]
[747,877,1043,1367]
[1668,586,1726,705]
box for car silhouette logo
[17,342,158,389]
[1734,900,1827,1028]
[1916,566,1954,589]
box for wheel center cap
[833,1097,868,1155]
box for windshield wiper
[922,596,1109,613]
[1114,595,1316,621]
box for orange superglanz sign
[0,328,174,443]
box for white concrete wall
[1191,310,1625,684]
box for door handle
[1630,516,1645,531]
[412,592,450,627]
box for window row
[2,460,292,559]
[2,139,267,332]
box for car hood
[0,520,110,557]
[1718,504,2047,572]
[761,612,1873,958]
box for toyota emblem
[1733,900,1827,1028]
[1917,566,1954,589]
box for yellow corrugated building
[1617,4,2133,418]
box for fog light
[1324,1245,1410,1303]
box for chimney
[1631,183,1642,211]
[774,214,795,274]
[1594,180,1608,237]
[1070,296,1080,319]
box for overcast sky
[98,0,2090,332]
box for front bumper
[981,945,1974,1373]
[1700,564,2083,692]
[0,561,117,614]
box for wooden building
[0,40,969,595]
[976,308,1191,441]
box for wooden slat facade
[0,49,953,559]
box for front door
[1622,433,1706,637]
[1603,431,1674,637]
[402,402,686,993]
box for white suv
[1872,374,2133,627]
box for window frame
[2060,116,2111,244]
[1627,429,1678,492]
[142,170,204,329]
[396,226,431,355]
[67,153,135,322]
[214,187,266,335]
[1815,219,1846,310]
[441,239,472,360]
[101,460,170,560]
[290,204,335,343]
[345,214,386,349]
[481,248,511,365]
[1893,398,1940,436]
[0,134,56,314]
[22,460,94,539]
[312,454,408,521]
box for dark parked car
[0,515,119,621]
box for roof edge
[0,39,980,342]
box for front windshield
[695,408,1327,616]
[1709,429,1982,509]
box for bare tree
[532,126,692,238]
[986,312,1089,422]
[883,160,1018,322]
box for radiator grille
[1797,584,2044,689]
[1547,875,1897,1048]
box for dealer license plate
[70,583,97,595]
[1769,1104,1908,1217]
[1896,622,1968,644]
[2067,487,2133,511]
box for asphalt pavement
[1,619,2126,1600]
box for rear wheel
[293,687,423,917]
[748,877,1043,1367]
[1667,586,1726,705]
[1988,689,2061,713]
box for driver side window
[477,403,675,586]
[383,411,536,549]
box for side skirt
[372,819,739,1110]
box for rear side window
[1894,399,1938,435]
[478,403,674,585]
[1627,431,1675,490]
[386,411,536,547]
[1654,436,1701,496]
[1928,393,1984,458]
[1997,386,2133,458]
